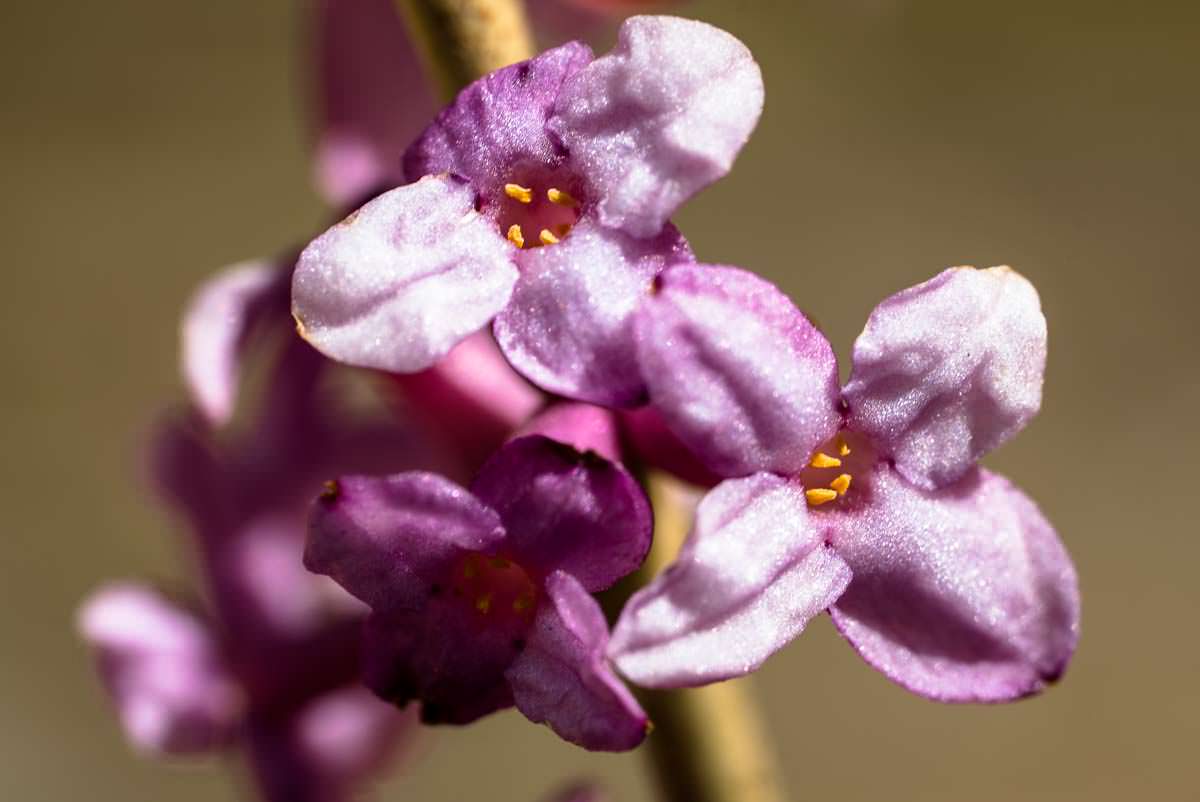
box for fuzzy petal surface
[506,572,648,751]
[305,473,506,614]
[516,401,622,462]
[402,43,594,191]
[78,584,242,754]
[495,221,690,405]
[549,15,763,237]
[636,264,841,478]
[471,436,651,592]
[827,465,1080,702]
[292,174,517,373]
[843,266,1047,490]
[610,474,851,687]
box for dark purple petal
[403,42,594,191]
[292,174,518,373]
[77,584,242,755]
[506,572,648,751]
[636,264,842,478]
[827,465,1080,702]
[305,473,506,614]
[516,401,621,462]
[313,0,435,204]
[843,266,1047,490]
[495,221,690,406]
[470,436,651,591]
[549,16,763,238]
[610,474,851,688]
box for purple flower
[610,264,1080,702]
[305,412,654,750]
[292,15,763,406]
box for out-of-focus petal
[471,436,651,592]
[305,473,506,614]
[294,685,413,787]
[843,266,1047,490]
[494,221,690,406]
[78,584,242,754]
[313,0,436,205]
[610,474,851,687]
[402,43,594,191]
[506,572,648,751]
[549,16,763,238]
[292,174,517,373]
[617,406,722,488]
[827,465,1080,702]
[181,260,290,426]
[542,783,607,802]
[516,401,621,462]
[636,264,841,478]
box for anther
[475,593,493,614]
[547,188,578,207]
[829,474,852,496]
[810,452,842,469]
[836,435,851,457]
[507,224,525,248]
[806,488,839,506]
[538,228,560,246]
[513,593,534,613]
[504,183,533,203]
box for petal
[549,15,763,237]
[515,401,622,462]
[617,405,722,488]
[181,259,290,425]
[402,42,594,190]
[470,436,651,591]
[293,686,413,785]
[827,465,1080,702]
[305,473,506,614]
[292,174,518,373]
[609,474,851,688]
[636,264,841,478]
[506,572,648,751]
[313,0,435,204]
[843,266,1048,490]
[495,221,690,406]
[77,584,242,754]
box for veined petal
[506,572,648,751]
[515,401,622,462]
[471,436,651,592]
[843,266,1047,490]
[827,465,1080,702]
[292,174,517,373]
[495,221,689,406]
[636,264,841,478]
[610,474,851,688]
[549,15,763,238]
[305,473,506,614]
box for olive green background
[3,1,1197,800]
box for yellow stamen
[547,187,578,207]
[504,183,533,203]
[513,593,534,613]
[836,435,851,457]
[829,473,852,496]
[538,228,560,246]
[506,224,525,248]
[475,593,493,614]
[809,452,842,469]
[805,488,839,506]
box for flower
[305,409,653,750]
[292,15,763,406]
[609,264,1080,702]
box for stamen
[810,452,842,469]
[507,224,525,248]
[504,183,533,203]
[547,187,578,207]
[806,488,838,506]
[538,228,560,246]
[829,474,852,496]
[513,593,534,613]
[475,593,493,614]
[836,435,851,457]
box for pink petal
[292,174,517,373]
[506,572,648,751]
[549,15,763,238]
[843,266,1047,490]
[827,465,1080,702]
[609,473,851,688]
[635,264,842,478]
[515,401,622,462]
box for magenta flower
[610,264,1080,702]
[305,416,653,750]
[292,15,763,405]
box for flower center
[488,167,583,250]
[799,431,876,508]
[449,553,539,625]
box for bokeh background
[3,0,1197,800]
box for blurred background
[3,0,1197,800]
